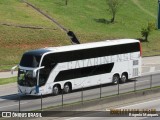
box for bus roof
[25,39,139,56]
[45,39,139,53]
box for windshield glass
[20,54,41,68]
[39,68,51,87]
[18,69,37,87]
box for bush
[141,22,155,41]
[148,21,156,30]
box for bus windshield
[18,69,37,87]
[20,54,41,68]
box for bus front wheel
[52,85,60,95]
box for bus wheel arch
[120,72,128,83]
[63,82,72,94]
[52,84,61,95]
[112,73,120,85]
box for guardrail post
[134,78,136,92]
[81,87,83,104]
[18,94,20,112]
[118,79,119,95]
[62,89,63,107]
[41,94,42,110]
[100,83,102,99]
[150,75,152,89]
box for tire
[52,85,60,95]
[63,83,71,94]
[112,74,120,85]
[120,73,128,83]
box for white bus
[15,39,142,96]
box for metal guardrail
[14,72,160,112]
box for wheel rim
[64,84,70,93]
[121,74,127,83]
[113,76,119,84]
[53,86,59,95]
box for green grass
[27,0,155,36]
[0,77,16,85]
[0,65,16,72]
[0,0,55,27]
[138,0,157,17]
[0,25,70,65]
[0,0,160,71]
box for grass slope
[0,77,16,85]
[0,0,160,71]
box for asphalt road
[63,98,160,120]
[0,73,160,112]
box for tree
[106,0,121,23]
[141,27,150,41]
[141,22,155,41]
[65,0,68,5]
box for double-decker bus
[13,39,142,96]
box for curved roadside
[0,71,17,79]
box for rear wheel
[63,83,71,94]
[120,73,128,83]
[112,74,120,85]
[52,85,60,95]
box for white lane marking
[0,99,6,102]
[116,98,160,109]
[65,117,81,120]
[0,102,28,109]
[142,63,160,65]
[121,80,150,87]
[150,67,155,73]
[142,70,160,76]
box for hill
[0,0,159,71]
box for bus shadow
[0,94,40,101]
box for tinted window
[54,63,114,82]
[48,42,140,63]
[20,54,41,68]
[41,54,56,67]
[39,54,57,86]
[20,49,50,68]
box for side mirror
[33,66,45,78]
[11,65,18,74]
